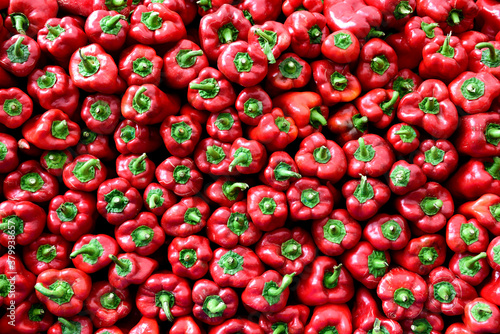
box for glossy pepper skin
[168,235,213,280]
[388,160,427,196]
[119,45,162,87]
[356,38,398,91]
[80,94,121,135]
[480,270,500,306]
[312,60,362,106]
[210,319,264,334]
[312,208,362,256]
[404,16,444,50]
[0,200,45,247]
[161,115,202,158]
[85,281,132,328]
[163,39,208,90]
[170,316,204,334]
[85,10,129,53]
[228,137,267,174]
[470,41,500,79]
[115,212,165,256]
[426,266,478,316]
[256,227,316,275]
[114,120,162,155]
[194,138,233,176]
[188,67,236,113]
[343,134,395,178]
[143,183,176,217]
[259,151,301,191]
[416,0,479,34]
[454,113,500,158]
[34,268,92,318]
[192,279,238,325]
[487,237,500,271]
[4,160,59,203]
[0,133,19,174]
[96,177,143,226]
[400,310,444,334]
[462,298,500,333]
[447,158,500,200]
[247,185,288,231]
[206,108,243,144]
[386,69,423,98]
[355,88,398,129]
[70,234,119,274]
[341,241,390,289]
[297,256,354,306]
[377,268,428,320]
[136,273,192,322]
[22,233,72,275]
[363,214,411,251]
[209,246,265,288]
[446,214,489,254]
[395,182,454,234]
[116,153,155,190]
[0,254,36,307]
[0,87,33,129]
[0,35,41,77]
[342,175,391,221]
[321,29,360,64]
[235,85,273,126]
[47,316,93,334]
[392,234,447,275]
[248,22,291,65]
[205,177,247,208]
[323,0,382,39]
[5,0,58,37]
[449,71,500,114]
[0,292,53,334]
[156,157,203,197]
[63,154,107,192]
[287,178,333,221]
[242,270,295,313]
[266,54,311,97]
[248,108,298,152]
[22,109,81,151]
[449,252,490,286]
[129,316,159,334]
[457,190,500,234]
[304,304,352,334]
[108,253,158,290]
[284,11,329,59]
[413,139,459,182]
[327,103,368,146]
[41,149,73,177]
[161,196,210,237]
[259,304,309,334]
[218,41,268,87]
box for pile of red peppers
[1,0,500,333]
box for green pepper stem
[69,243,98,259]
[131,153,147,170]
[205,297,227,314]
[228,155,246,172]
[0,277,8,291]
[145,12,161,28]
[427,146,441,161]
[395,128,412,136]
[186,210,201,223]
[254,28,274,44]
[206,146,221,161]
[148,194,161,209]
[324,264,342,288]
[31,308,45,316]
[38,74,53,88]
[274,168,301,180]
[282,243,299,256]
[424,97,437,111]
[439,34,454,57]
[35,283,66,298]
[79,49,95,73]
[371,56,386,71]
[106,14,125,29]
[372,318,382,334]
[46,24,61,37]
[273,324,288,334]
[197,0,210,7]
[222,27,234,44]
[352,115,368,132]
[421,198,443,213]
[266,273,295,297]
[357,137,370,160]
[189,82,215,91]
[42,245,56,257]
[486,127,500,139]
[476,42,498,62]
[309,108,327,127]
[449,11,461,25]
[486,157,500,177]
[380,91,399,111]
[112,0,125,5]
[225,182,249,196]
[109,255,128,270]
[13,36,25,58]
[245,102,260,115]
[158,293,174,322]
[58,318,76,331]
[79,158,101,175]
[421,22,439,37]
[52,120,67,134]
[0,222,10,230]
[463,252,487,269]
[366,28,385,40]
[12,15,27,35]
[331,74,348,90]
[436,284,452,303]
[133,87,149,109]
[473,304,493,316]
[178,50,203,65]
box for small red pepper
[259,304,309,334]
[449,252,490,286]
[248,108,298,152]
[129,317,159,334]
[304,304,352,334]
[119,44,162,87]
[161,115,202,158]
[0,87,32,129]
[447,158,500,200]
[205,178,247,207]
[413,139,459,182]
[206,108,243,144]
[323,0,382,39]
[284,11,329,59]
[265,53,311,96]
[259,151,301,192]
[385,69,423,98]
[41,149,73,177]
[22,233,72,275]
[96,177,143,226]
[81,94,121,135]
[449,71,500,114]
[242,270,295,313]
[62,154,107,192]
[116,153,155,190]
[161,196,210,237]
[163,39,208,90]
[321,29,360,64]
[0,133,19,174]
[342,175,391,221]
[108,253,158,290]
[169,316,204,334]
[326,103,368,146]
[115,212,165,256]
[194,138,233,176]
[356,38,398,91]
[355,89,399,129]
[480,270,500,306]
[75,130,116,162]
[70,234,119,274]
[455,113,500,158]
[48,316,93,334]
[416,0,479,34]
[143,183,176,217]
[447,214,489,254]
[386,123,420,156]
[85,11,129,53]
[0,293,53,334]
[235,85,273,126]
[363,213,411,251]
[247,185,288,232]
[388,160,427,196]
[392,234,447,275]
[458,193,500,235]
[248,22,291,64]
[462,298,500,333]
[156,157,203,197]
[343,134,395,178]
[0,254,36,307]
[168,235,213,280]
[192,279,238,325]
[286,177,333,221]
[228,137,267,174]
[0,35,41,77]
[188,67,236,113]
[400,310,444,334]
[85,281,132,328]
[114,119,162,155]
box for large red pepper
[259,151,301,191]
[355,89,398,129]
[116,153,155,190]
[356,38,398,91]
[192,279,238,325]
[284,11,329,59]
[312,60,361,107]
[365,0,416,29]
[363,213,411,251]
[0,254,36,307]
[462,298,500,333]
[265,53,311,96]
[477,0,500,38]
[403,16,444,53]
[136,273,192,322]
[248,108,298,152]
[119,44,162,87]
[205,177,248,207]
[35,268,92,318]
[194,138,233,176]
[129,317,159,334]
[81,94,121,135]
[449,71,500,114]
[458,194,500,236]
[5,0,58,37]
[449,252,490,286]
[108,253,158,290]
[286,177,333,220]
[85,10,129,53]
[143,183,176,217]
[169,316,204,334]
[469,42,500,80]
[321,29,360,64]
[259,304,309,334]
[62,154,107,192]
[247,185,288,232]
[0,35,40,77]
[392,234,447,275]
[114,120,162,155]
[85,281,132,328]
[168,235,212,280]
[160,115,201,157]
[0,200,45,248]
[163,39,208,90]
[446,214,489,254]
[0,88,33,129]
[388,160,427,196]
[156,157,203,197]
[342,175,391,221]
[416,0,479,33]
[297,256,354,306]
[115,212,165,256]
[0,293,53,334]
[70,234,119,274]
[343,134,395,178]
[413,139,459,182]
[454,113,500,158]
[188,67,236,113]
[96,177,143,226]
[206,108,243,144]
[218,41,268,87]
[22,233,71,275]
[161,196,210,237]
[235,85,273,126]
[304,304,352,334]
[447,158,500,200]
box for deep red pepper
[0,200,45,248]
[0,35,40,77]
[168,235,212,280]
[416,0,479,34]
[312,60,361,107]
[282,0,323,16]
[188,67,236,113]
[385,31,421,70]
[156,157,203,197]
[248,108,298,152]
[0,254,36,307]
[457,193,500,237]
[327,103,368,146]
[48,316,93,334]
[210,319,264,334]
[363,214,411,251]
[284,11,329,59]
[469,41,500,80]
[304,304,352,334]
[160,115,202,158]
[242,270,295,313]
[462,298,500,333]
[194,138,233,176]
[169,316,204,334]
[459,30,489,53]
[385,69,424,98]
[0,133,19,174]
[116,153,155,190]
[40,149,73,177]
[413,139,459,182]
[265,53,311,96]
[108,253,158,290]
[161,196,210,237]
[70,234,118,274]
[386,123,420,156]
[76,131,117,161]
[143,183,176,217]
[81,94,121,135]
[115,212,165,257]
[145,0,197,26]
[447,158,500,200]
[455,113,500,158]
[286,177,333,221]
[0,293,53,334]
[114,120,162,155]
[477,0,500,39]
[192,279,238,325]
[449,71,500,114]
[388,160,427,196]
[248,22,291,64]
[0,88,33,129]
[321,30,360,64]
[342,175,391,221]
[259,151,301,192]
[96,177,143,226]
[446,214,489,255]
[129,317,159,334]
[401,310,444,334]
[85,281,132,328]
[356,38,398,91]
[480,270,500,306]
[392,234,447,275]
[235,85,273,126]
[119,44,163,87]
[206,108,243,144]
[22,233,72,275]
[85,10,129,53]
[366,0,416,29]
[356,89,399,129]
[404,16,444,51]
[247,185,288,232]
[344,134,395,178]
[449,252,490,286]
[163,39,208,90]
[5,0,58,37]
[235,0,281,24]
[63,154,107,192]
[323,0,382,39]
[259,304,310,334]
[205,177,247,208]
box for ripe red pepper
[426,266,478,316]
[143,183,176,217]
[5,0,57,37]
[4,160,59,203]
[0,133,19,174]
[35,268,92,318]
[70,234,119,274]
[248,22,291,64]
[395,182,454,234]
[321,30,360,64]
[160,115,202,157]
[75,132,117,162]
[96,177,143,226]
[446,214,489,254]
[242,270,295,313]
[161,196,210,237]
[259,151,301,191]
[108,253,158,290]
[235,85,273,126]
[469,42,500,79]
[447,158,500,200]
[404,16,444,50]
[228,137,267,174]
[170,316,204,334]
[341,241,390,289]
[38,17,88,67]
[454,113,500,158]
[327,103,368,146]
[0,87,33,129]
[365,0,416,29]
[129,317,159,334]
[40,149,73,177]
[63,154,107,192]
[400,310,444,334]
[209,246,265,288]
[342,175,391,221]
[416,0,479,33]
[114,120,162,155]
[282,0,323,15]
[265,53,311,96]
[449,252,490,286]
[247,185,288,231]
[192,279,238,325]
[312,208,362,256]
[0,35,41,77]
[136,272,192,322]
[297,256,354,305]
[449,71,500,114]
[194,138,233,176]
[156,157,203,197]
[343,134,395,178]
[355,89,399,129]
[377,267,428,320]
[85,281,132,328]
[163,39,208,90]
[462,298,500,333]
[218,41,268,87]
[188,67,236,113]
[388,160,427,196]
[284,11,329,59]
[205,177,247,207]
[392,234,447,275]
[22,233,72,275]
[286,177,333,220]
[312,60,361,106]
[363,214,411,251]
[458,194,500,235]
[248,108,298,152]
[323,0,382,39]
[210,319,264,334]
[304,304,352,334]
[206,108,243,144]
[0,293,53,334]
[115,212,165,256]
[22,109,81,151]
[85,11,129,53]
[356,38,398,91]
[48,316,93,334]
[488,237,500,271]
[47,190,97,242]
[480,270,500,306]
[0,254,36,307]
[413,139,459,182]
[80,94,120,135]
[118,44,163,87]
[385,69,423,98]
[168,235,212,280]
[259,304,309,334]
[116,153,155,190]
[445,323,474,334]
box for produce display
[1,0,500,333]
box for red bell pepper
[194,138,233,176]
[247,185,288,232]
[454,113,500,158]
[282,0,323,15]
[385,69,423,99]
[118,45,162,87]
[96,177,143,226]
[235,85,273,126]
[209,246,265,288]
[129,317,159,334]
[108,253,158,290]
[0,35,41,77]
[365,0,416,29]
[400,310,444,334]
[228,137,267,174]
[462,298,500,333]
[480,270,500,306]
[259,304,309,334]
[413,139,459,182]
[445,323,474,334]
[85,10,129,53]
[210,319,264,334]
[385,30,421,70]
[284,11,329,59]
[35,268,92,318]
[0,203,47,248]
[297,256,354,305]
[343,134,395,178]
[363,213,411,251]
[0,293,53,334]
[342,175,391,221]
[0,254,36,307]
[304,304,352,334]
[169,316,204,334]
[446,214,489,254]
[136,272,192,322]
[242,270,295,313]
[161,196,210,237]
[326,103,368,146]
[248,108,298,152]
[235,0,281,24]
[115,212,165,256]
[312,208,362,256]
[469,42,500,80]
[449,71,500,114]
[449,252,490,286]
[163,39,209,90]
[403,16,444,50]
[143,183,176,217]
[76,132,116,162]
[48,317,93,334]
[5,0,58,37]
[312,60,361,107]
[392,234,447,275]
[341,241,390,289]
[477,0,500,38]
[259,151,301,192]
[80,94,121,135]
[47,190,97,242]
[156,157,203,197]
[62,154,107,192]
[168,235,212,280]
[377,267,428,320]
[355,89,399,129]
[160,115,201,157]
[205,177,247,207]
[265,53,311,96]
[458,194,500,235]
[192,279,238,325]
[38,16,88,67]
[40,149,73,177]
[206,108,243,144]
[188,67,236,113]
[416,0,479,33]
[459,30,489,53]
[395,182,454,234]
[447,158,500,200]
[248,22,291,64]
[487,237,500,273]
[207,201,261,248]
[116,153,155,190]
[0,88,33,129]
[286,177,333,220]
[4,160,59,203]
[356,38,398,91]
[22,109,81,151]
[388,160,427,196]
[426,266,478,316]
[419,34,469,83]
[70,234,119,274]
[321,29,360,64]
[85,281,132,328]
[0,133,19,174]
[114,120,162,155]
[22,233,71,275]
